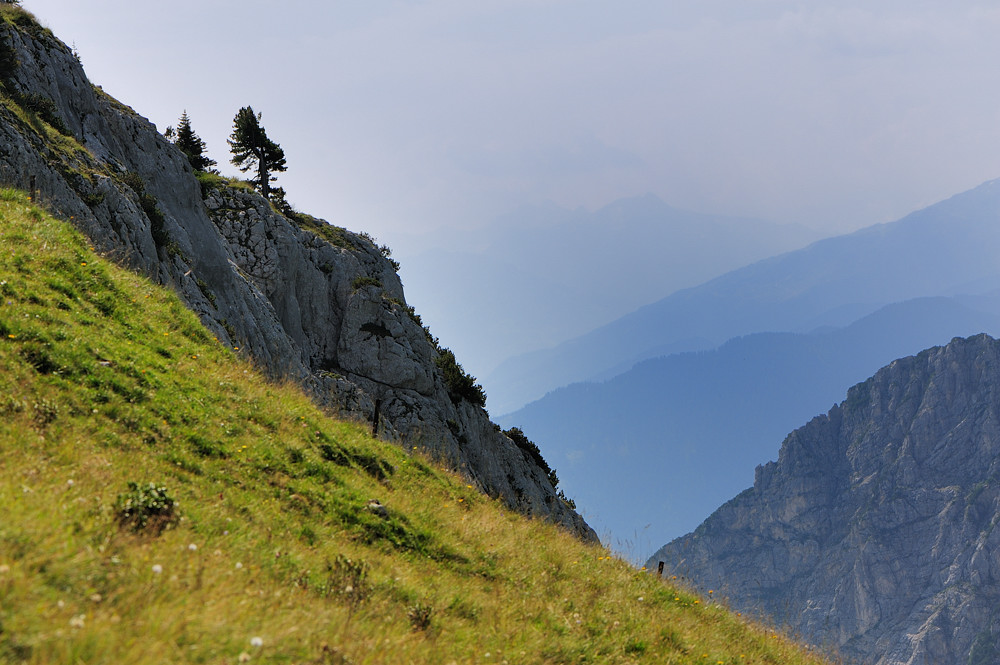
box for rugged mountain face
[647,334,1000,664]
[0,11,595,541]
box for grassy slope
[0,190,832,664]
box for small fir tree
[165,110,216,172]
[227,106,286,200]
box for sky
[26,0,1000,244]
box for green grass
[0,188,834,664]
[0,4,45,34]
[0,95,87,160]
[286,209,354,250]
[194,170,255,194]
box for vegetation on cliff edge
[0,189,833,664]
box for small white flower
[187,543,198,551]
[66,479,74,487]
[235,562,243,569]
[151,564,163,574]
[250,636,264,648]
[238,652,251,663]
[69,614,86,628]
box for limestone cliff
[647,334,1000,664]
[0,10,595,541]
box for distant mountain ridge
[646,334,1000,665]
[501,295,1000,551]
[488,179,1000,414]
[393,193,819,383]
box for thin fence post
[29,174,37,203]
[657,561,664,578]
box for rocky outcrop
[0,11,595,541]
[647,334,1000,664]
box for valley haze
[501,179,1000,552]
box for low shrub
[435,347,486,408]
[407,602,434,631]
[504,426,559,488]
[120,172,170,249]
[11,92,69,135]
[0,28,16,83]
[351,275,382,291]
[113,482,178,534]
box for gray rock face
[0,15,595,541]
[647,333,1000,664]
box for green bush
[11,92,69,135]
[113,482,178,534]
[0,29,16,83]
[407,602,434,631]
[504,426,559,488]
[351,275,382,291]
[81,191,104,208]
[142,194,169,248]
[435,348,486,408]
[120,172,170,249]
[120,171,145,194]
[310,554,370,609]
[0,6,45,40]
[557,489,576,510]
[358,232,401,271]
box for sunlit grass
[0,189,834,664]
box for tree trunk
[258,158,269,200]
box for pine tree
[166,110,216,172]
[227,106,286,200]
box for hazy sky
[25,0,1000,246]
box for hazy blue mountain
[488,179,1000,414]
[499,296,1000,557]
[392,194,819,383]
